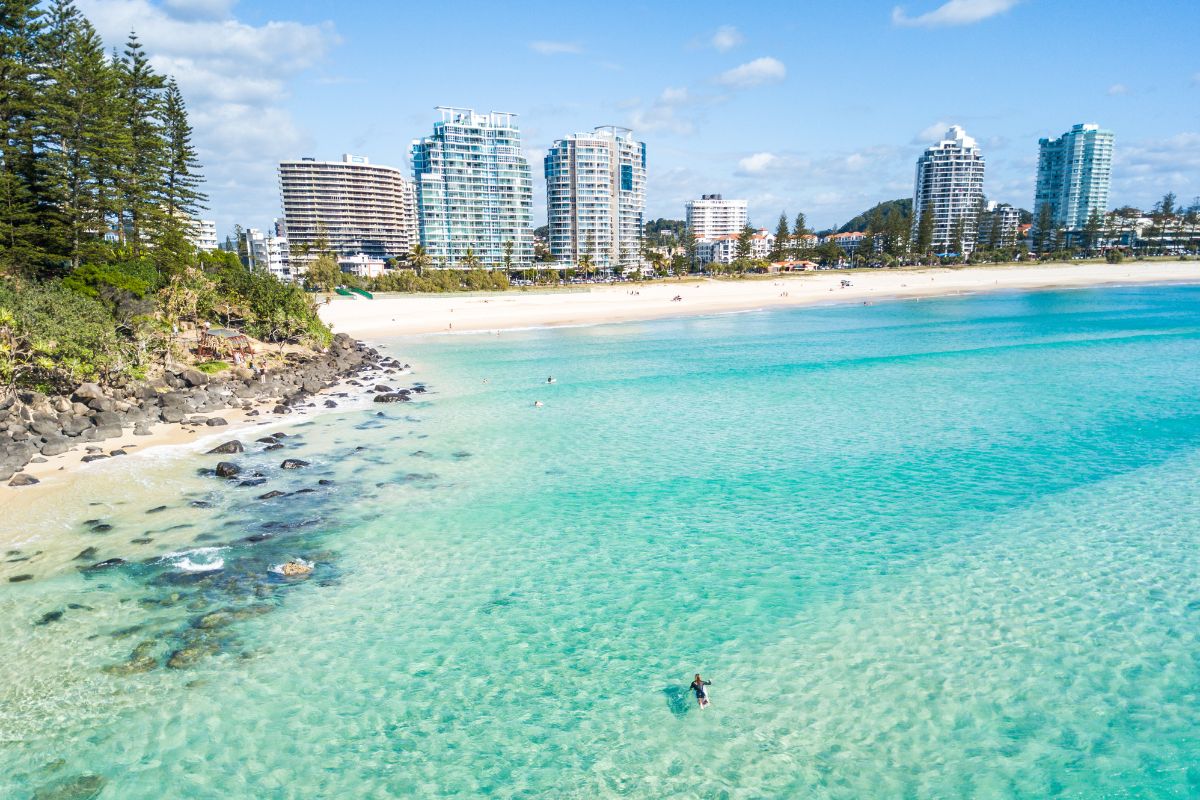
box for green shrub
[0,278,130,392]
[195,360,230,374]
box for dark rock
[90,425,123,441]
[146,505,168,514]
[129,537,153,545]
[71,383,105,401]
[40,436,71,456]
[318,479,334,486]
[160,406,185,423]
[258,490,286,499]
[35,610,64,625]
[9,574,33,582]
[88,522,113,532]
[86,558,126,570]
[272,405,288,414]
[207,440,244,455]
[238,478,267,487]
[31,773,106,800]
[206,417,228,427]
[256,436,277,444]
[8,472,39,486]
[280,459,309,470]
[179,368,209,387]
[189,500,213,508]
[373,393,409,403]
[109,449,127,457]
[264,443,284,451]
[324,400,337,408]
[80,454,108,463]
[374,384,392,392]
[215,462,241,478]
[74,546,98,561]
[91,410,123,428]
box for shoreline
[319,261,1200,338]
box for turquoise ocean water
[4,285,1200,798]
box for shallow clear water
[4,286,1200,798]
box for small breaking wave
[159,547,226,573]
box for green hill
[838,199,912,233]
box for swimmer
[688,674,712,710]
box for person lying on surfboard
[689,674,712,709]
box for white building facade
[278,154,417,263]
[188,219,217,252]
[696,229,773,266]
[685,194,748,240]
[544,126,646,272]
[912,126,986,255]
[411,108,534,268]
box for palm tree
[461,248,481,269]
[409,243,430,274]
[577,253,594,281]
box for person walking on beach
[688,674,712,710]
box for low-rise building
[696,228,773,265]
[338,253,387,278]
[977,202,1021,249]
[188,219,218,252]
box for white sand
[320,261,1200,338]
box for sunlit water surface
[4,286,1200,798]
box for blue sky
[76,0,1199,238]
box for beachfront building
[411,108,534,268]
[188,218,218,252]
[338,253,387,278]
[685,194,748,239]
[912,126,986,255]
[826,231,867,253]
[1034,123,1114,236]
[238,227,293,282]
[977,202,1021,249]
[544,126,646,273]
[278,154,417,264]
[696,228,773,266]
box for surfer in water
[689,674,712,709]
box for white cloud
[1115,132,1200,202]
[716,56,786,88]
[1107,83,1130,96]
[710,25,744,52]
[529,40,582,55]
[738,152,777,174]
[77,0,338,235]
[892,0,1020,27]
[914,120,956,143]
[629,87,704,136]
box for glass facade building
[544,126,646,272]
[411,108,534,268]
[1034,123,1114,233]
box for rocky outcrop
[0,334,405,482]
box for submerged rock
[146,505,168,514]
[9,573,33,582]
[31,773,106,800]
[85,558,127,571]
[278,560,313,577]
[166,642,218,669]
[215,461,241,478]
[74,546,98,561]
[258,490,285,500]
[35,610,64,625]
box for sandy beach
[320,261,1200,338]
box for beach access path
[320,261,1200,338]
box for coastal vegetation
[0,0,328,394]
